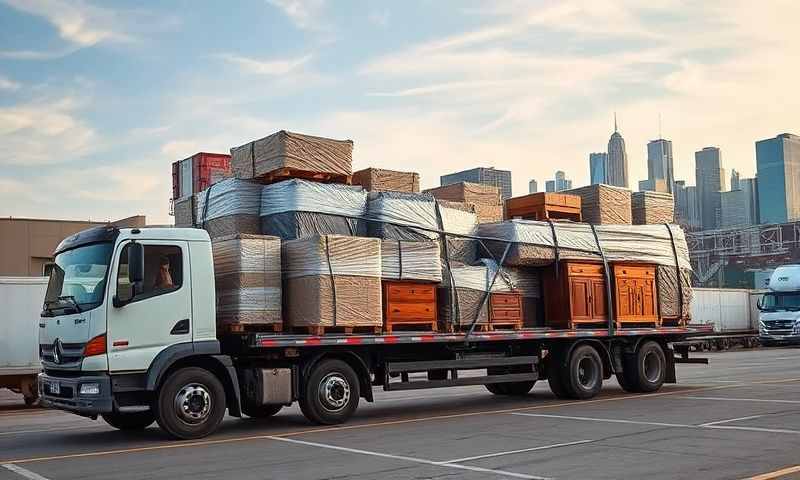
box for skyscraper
[721,177,759,227]
[441,167,513,199]
[554,170,572,191]
[529,179,538,194]
[730,169,740,191]
[695,147,725,231]
[606,114,629,188]
[589,152,607,185]
[646,139,674,193]
[545,180,555,193]
[756,133,800,224]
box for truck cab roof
[769,265,800,292]
[116,227,211,243]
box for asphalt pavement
[2,346,800,480]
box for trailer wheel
[485,366,536,395]
[155,367,227,440]
[300,359,360,425]
[618,341,666,393]
[563,345,603,399]
[546,349,571,399]
[242,404,283,418]
[102,411,155,430]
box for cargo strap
[546,219,561,280]
[323,236,338,327]
[664,223,684,319]
[589,224,615,336]
[465,242,511,345]
[396,240,404,280]
[200,182,215,229]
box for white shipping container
[0,277,47,375]
[689,288,760,333]
[179,157,193,200]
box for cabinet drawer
[613,265,655,279]
[385,302,437,322]
[490,292,522,308]
[567,263,604,276]
[491,308,522,320]
[384,282,436,302]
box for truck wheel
[155,367,227,440]
[102,411,155,430]
[242,404,283,418]
[564,345,603,399]
[23,393,39,407]
[546,349,571,399]
[631,341,666,392]
[299,359,360,425]
[485,366,536,395]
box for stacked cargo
[631,191,675,225]
[282,235,382,334]
[438,262,515,331]
[212,234,282,332]
[505,192,581,221]
[424,182,504,224]
[172,152,232,202]
[381,240,441,332]
[564,184,632,224]
[195,179,262,239]
[352,168,419,193]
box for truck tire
[299,359,360,425]
[546,349,571,399]
[102,411,155,430]
[563,345,603,399]
[631,341,666,393]
[485,366,536,395]
[242,404,283,418]
[155,367,227,440]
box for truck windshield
[43,242,114,316]
[761,292,800,312]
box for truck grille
[763,320,795,329]
[40,342,85,366]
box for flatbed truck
[38,226,710,439]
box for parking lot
[1,346,799,480]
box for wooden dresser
[542,262,608,329]
[489,292,523,329]
[382,281,438,333]
[613,264,659,326]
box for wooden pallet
[255,167,352,186]
[292,325,382,336]
[220,323,283,334]
[489,321,523,331]
[384,321,438,333]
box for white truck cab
[758,265,800,344]
[39,226,241,436]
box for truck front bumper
[38,372,113,418]
[759,333,800,344]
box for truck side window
[117,244,183,302]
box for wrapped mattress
[352,168,420,193]
[282,235,382,329]
[231,130,352,180]
[195,178,262,238]
[632,191,675,225]
[381,240,442,283]
[564,184,632,224]
[212,234,282,327]
[260,179,368,240]
[439,262,515,329]
[657,265,692,320]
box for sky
[0,0,798,224]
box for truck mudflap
[38,372,113,418]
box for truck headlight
[79,383,100,396]
[794,321,800,334]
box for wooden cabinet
[543,262,608,329]
[383,281,438,332]
[613,264,659,325]
[489,292,523,329]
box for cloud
[368,10,389,27]
[216,53,313,76]
[0,75,21,91]
[266,0,327,31]
[0,97,97,165]
[0,48,79,60]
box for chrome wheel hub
[318,373,350,412]
[174,383,212,423]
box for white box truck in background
[1,277,48,405]
[758,265,800,345]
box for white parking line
[510,412,800,436]
[265,435,549,480]
[442,439,595,464]
[684,396,800,404]
[2,464,51,480]
[699,415,765,427]
[0,425,99,437]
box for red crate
[171,152,231,200]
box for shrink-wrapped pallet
[212,234,282,327]
[424,182,502,207]
[564,184,632,224]
[473,204,504,224]
[438,262,514,328]
[352,168,420,193]
[657,265,693,320]
[231,130,352,180]
[381,240,442,283]
[195,179,262,238]
[632,191,675,225]
[282,235,382,330]
[173,195,195,228]
[260,179,368,240]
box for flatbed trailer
[37,226,711,440]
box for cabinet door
[590,279,607,321]
[615,278,633,319]
[569,278,592,321]
[641,278,657,318]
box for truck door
[107,240,192,372]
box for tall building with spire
[606,114,629,188]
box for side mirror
[128,242,144,284]
[756,297,764,311]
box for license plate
[44,380,60,395]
